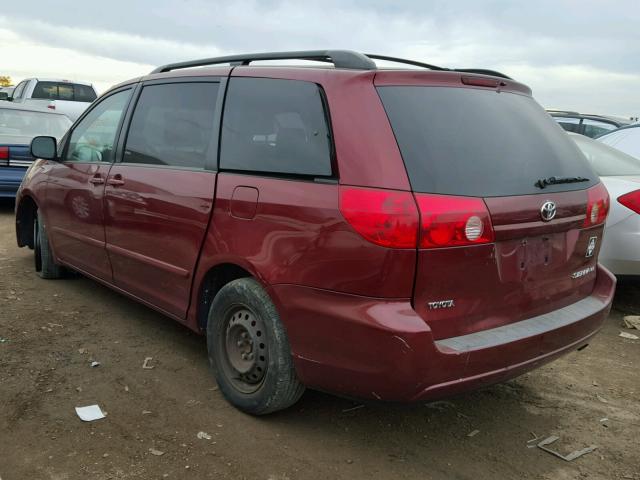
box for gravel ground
[1,198,639,480]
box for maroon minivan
[16,51,615,414]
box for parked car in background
[597,124,640,159]
[0,86,15,101]
[0,103,71,197]
[548,110,631,138]
[570,132,640,276]
[8,78,97,121]
[16,50,615,414]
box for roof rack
[151,50,377,73]
[364,54,447,72]
[151,49,512,80]
[363,54,511,79]
[546,109,581,115]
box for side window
[65,89,131,163]
[582,118,617,138]
[220,78,332,176]
[553,117,581,133]
[123,82,219,169]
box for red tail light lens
[0,146,8,159]
[584,183,610,227]
[47,104,55,110]
[414,194,494,248]
[617,189,640,214]
[339,186,419,248]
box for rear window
[32,82,97,102]
[0,107,71,139]
[378,86,597,197]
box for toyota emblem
[540,201,557,222]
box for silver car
[597,124,640,158]
[570,132,640,275]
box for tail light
[584,183,610,227]
[0,146,8,166]
[414,194,494,248]
[339,186,418,248]
[617,190,640,214]
[47,104,56,110]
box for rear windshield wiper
[535,176,590,189]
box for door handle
[88,175,104,185]
[107,175,125,187]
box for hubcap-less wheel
[222,307,268,393]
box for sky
[1,0,638,118]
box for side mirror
[0,92,8,101]
[31,136,58,160]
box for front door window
[65,89,131,163]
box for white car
[570,132,640,275]
[9,78,97,121]
[597,124,640,158]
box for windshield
[0,108,72,140]
[572,133,640,176]
[377,86,597,197]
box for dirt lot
[0,199,638,480]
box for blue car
[0,102,71,197]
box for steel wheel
[220,306,269,394]
[207,278,304,414]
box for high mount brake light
[339,186,419,249]
[617,189,640,215]
[414,194,495,248]
[584,183,610,227]
[461,76,504,88]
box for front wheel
[34,211,64,279]
[207,278,304,415]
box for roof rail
[364,54,511,79]
[151,50,512,80]
[364,54,447,71]
[546,109,582,116]
[151,50,377,73]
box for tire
[34,210,64,279]
[207,278,304,415]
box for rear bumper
[271,264,616,402]
[0,167,27,198]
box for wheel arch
[195,262,256,332]
[15,194,39,248]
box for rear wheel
[34,211,64,279]
[207,278,304,415]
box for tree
[0,76,13,87]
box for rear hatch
[376,74,609,339]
